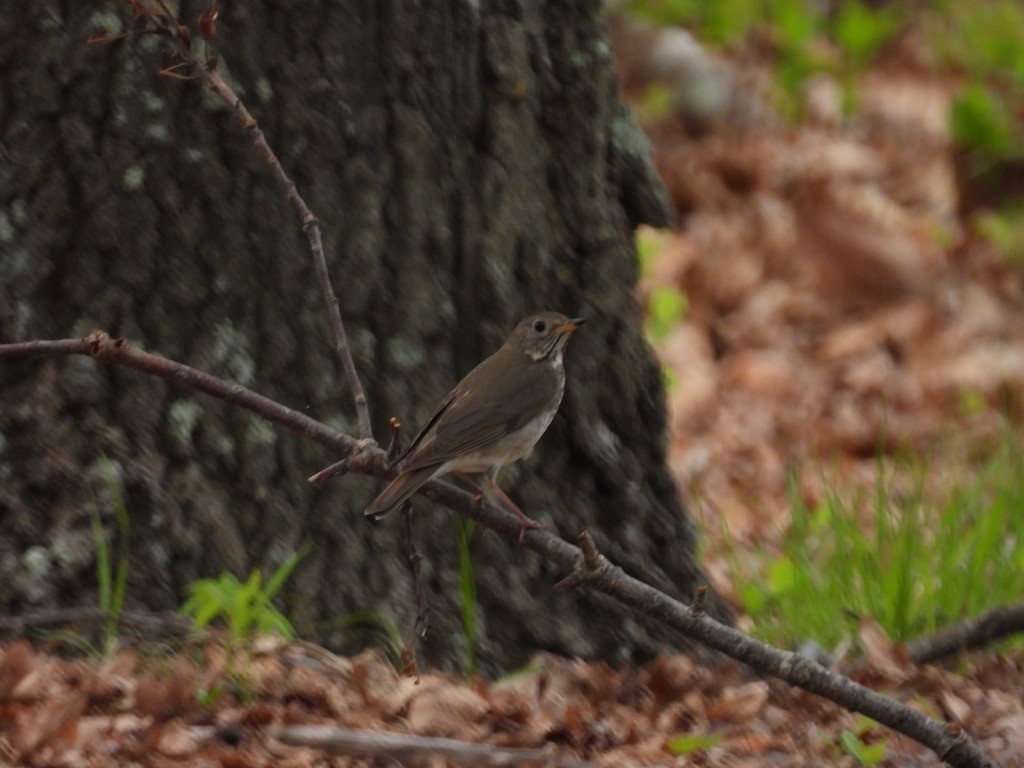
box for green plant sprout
[181,545,308,648]
[722,427,1024,651]
[973,206,1024,268]
[637,221,689,343]
[840,715,887,766]
[951,83,1018,163]
[928,0,1024,93]
[456,518,478,678]
[636,225,670,278]
[323,610,405,667]
[89,457,131,660]
[666,731,723,755]
[181,545,308,697]
[647,285,690,342]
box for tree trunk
[0,1,730,672]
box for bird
[364,311,586,530]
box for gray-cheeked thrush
[364,311,586,528]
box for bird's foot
[471,490,548,543]
[511,509,549,545]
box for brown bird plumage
[364,312,585,522]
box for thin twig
[307,459,349,484]
[906,602,1024,666]
[398,499,428,680]
[113,2,373,440]
[404,499,430,640]
[198,65,373,440]
[385,417,404,464]
[0,334,995,768]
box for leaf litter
[0,639,1021,766]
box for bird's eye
[533,320,546,332]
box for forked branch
[0,334,993,768]
[97,0,373,439]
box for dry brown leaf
[707,681,769,722]
[643,655,696,703]
[938,690,972,725]
[16,691,88,758]
[406,680,488,738]
[72,715,124,752]
[723,348,805,400]
[390,672,445,715]
[858,616,910,682]
[348,648,401,707]
[156,720,198,757]
[721,726,772,755]
[9,668,46,702]
[0,642,35,700]
[134,659,197,722]
[91,650,137,706]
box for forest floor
[2,635,1022,767]
[4,15,1024,768]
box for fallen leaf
[707,681,769,722]
[859,616,909,682]
[406,681,488,738]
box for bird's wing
[391,386,460,467]
[400,349,558,472]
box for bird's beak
[553,317,587,335]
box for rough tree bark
[0,1,730,672]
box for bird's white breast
[442,358,565,474]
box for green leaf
[257,609,295,639]
[766,555,797,597]
[666,732,722,755]
[636,226,668,278]
[736,581,767,614]
[456,518,478,677]
[264,544,310,601]
[661,364,680,394]
[90,511,112,614]
[639,83,674,123]
[840,731,887,766]
[852,714,877,737]
[775,0,818,50]
[951,84,1016,157]
[834,0,900,70]
[647,285,689,341]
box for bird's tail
[364,466,437,520]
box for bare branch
[0,333,994,768]
[196,64,373,440]
[0,333,365,458]
[906,602,1024,665]
[268,724,596,768]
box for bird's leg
[454,471,485,496]
[482,471,548,542]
